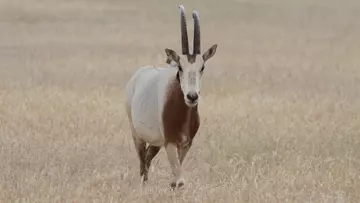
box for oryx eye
[178,65,183,72]
[200,65,205,72]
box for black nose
[186,93,198,102]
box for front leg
[165,142,185,189]
[179,141,192,165]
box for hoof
[170,182,176,189]
[141,175,148,185]
[170,179,185,190]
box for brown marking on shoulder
[162,74,200,145]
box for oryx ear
[202,44,218,62]
[165,48,180,64]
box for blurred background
[0,0,359,202]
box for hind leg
[131,128,147,184]
[142,145,161,183]
[126,103,147,184]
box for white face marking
[178,55,204,107]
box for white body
[125,65,178,147]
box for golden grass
[1,0,360,202]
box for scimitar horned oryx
[124,5,218,189]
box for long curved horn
[178,5,189,55]
[192,10,201,54]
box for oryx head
[165,5,218,108]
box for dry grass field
[1,0,360,202]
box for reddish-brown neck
[162,76,200,145]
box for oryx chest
[161,78,200,146]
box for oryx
[125,5,217,189]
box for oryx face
[165,5,217,108]
[165,45,217,107]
